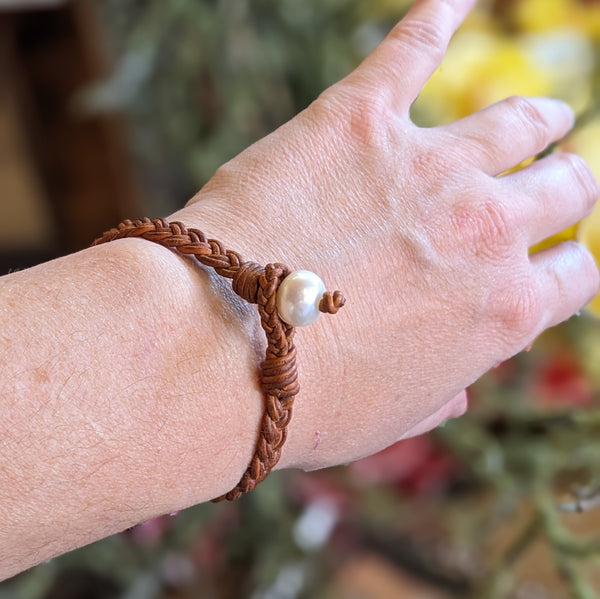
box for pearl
[276,270,326,327]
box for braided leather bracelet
[94,218,345,501]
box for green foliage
[95,0,391,215]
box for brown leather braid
[93,217,345,501]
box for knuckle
[411,146,453,184]
[450,200,516,261]
[349,97,391,148]
[505,95,550,149]
[391,18,446,62]
[459,129,505,170]
[316,86,391,148]
[559,152,600,212]
[494,281,542,340]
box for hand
[172,0,599,471]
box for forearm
[0,201,435,579]
[0,235,265,578]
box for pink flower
[351,435,460,498]
[532,353,593,407]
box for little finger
[529,241,599,333]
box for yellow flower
[513,0,600,40]
[414,22,594,124]
[359,0,412,19]
[413,28,552,125]
[569,119,600,317]
[531,224,580,253]
[514,0,576,33]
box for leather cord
[94,217,345,501]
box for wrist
[0,237,267,577]
[168,201,348,474]
[111,236,266,502]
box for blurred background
[1,0,600,597]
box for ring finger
[498,152,599,247]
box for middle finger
[442,96,575,176]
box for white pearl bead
[276,270,326,327]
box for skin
[0,0,598,581]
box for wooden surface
[0,0,65,9]
[0,18,55,254]
[0,0,140,271]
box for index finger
[352,0,477,116]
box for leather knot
[232,261,265,304]
[261,349,299,399]
[319,290,346,314]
